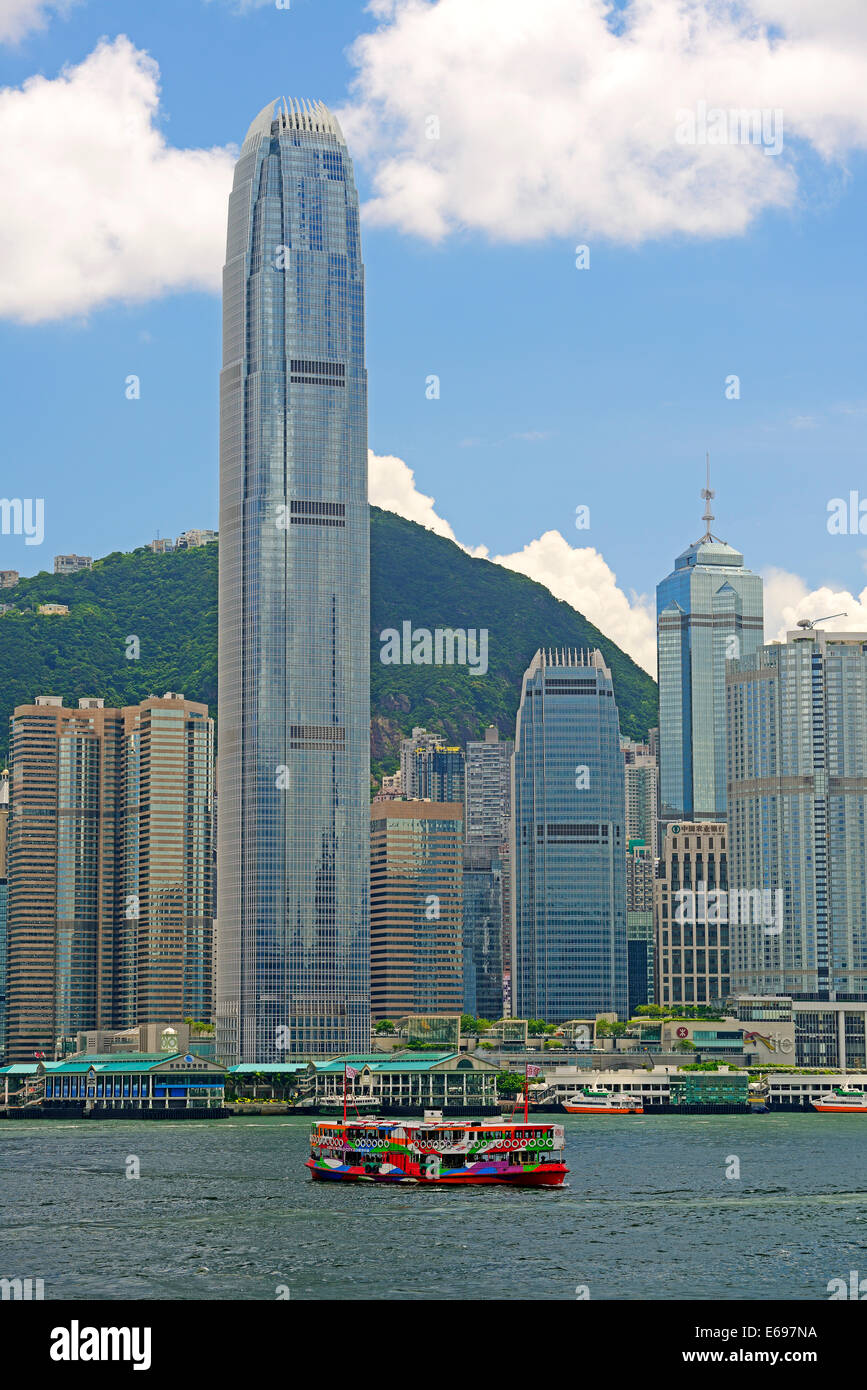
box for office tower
[119,694,215,1028]
[399,728,443,798]
[465,724,513,1014]
[626,842,655,1014]
[462,840,504,1020]
[657,464,763,822]
[0,770,8,1063]
[727,626,867,1001]
[217,99,370,1062]
[655,821,730,1007]
[0,571,18,588]
[6,697,124,1062]
[622,736,659,857]
[370,801,463,1021]
[512,648,628,1022]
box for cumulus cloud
[489,531,657,675]
[0,37,235,322]
[369,449,458,541]
[369,449,656,672]
[763,567,867,640]
[339,0,867,244]
[0,0,78,44]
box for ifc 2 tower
[217,99,370,1063]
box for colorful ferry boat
[811,1085,867,1113]
[562,1087,643,1114]
[306,1113,568,1185]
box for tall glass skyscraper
[727,627,867,1002]
[217,99,370,1063]
[657,469,763,821]
[511,649,628,1021]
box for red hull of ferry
[306,1159,568,1186]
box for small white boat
[811,1085,867,1113]
[563,1087,643,1115]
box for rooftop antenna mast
[700,451,717,541]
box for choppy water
[1,1114,865,1300]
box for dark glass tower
[512,648,628,1022]
[217,99,370,1063]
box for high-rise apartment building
[0,770,9,1063]
[657,469,763,822]
[5,694,215,1063]
[727,627,867,1001]
[512,649,628,1022]
[655,821,730,1007]
[120,695,214,1028]
[626,842,655,1014]
[622,736,659,857]
[6,697,124,1061]
[399,728,447,798]
[465,726,513,841]
[217,99,370,1062]
[370,801,463,1021]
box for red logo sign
[676,1026,689,1039]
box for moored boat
[562,1087,643,1115]
[305,1114,568,1185]
[811,1085,867,1113]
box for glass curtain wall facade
[512,649,628,1021]
[726,629,867,1001]
[217,99,370,1062]
[657,533,763,821]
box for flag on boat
[526,1065,542,1077]
[345,1065,358,1079]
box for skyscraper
[654,821,731,1007]
[657,465,763,822]
[120,695,214,1028]
[622,736,659,857]
[727,626,867,1001]
[512,649,628,1022]
[6,697,123,1062]
[217,100,370,1062]
[370,801,463,1021]
[465,725,512,1015]
[0,770,9,1064]
[4,694,216,1064]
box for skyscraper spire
[700,451,716,541]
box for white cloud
[489,531,657,675]
[0,0,78,44]
[339,0,867,244]
[369,449,458,541]
[369,448,656,672]
[762,566,867,639]
[0,37,235,322]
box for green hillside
[0,506,657,783]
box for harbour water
[1,1114,865,1300]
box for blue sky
[1,0,866,672]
